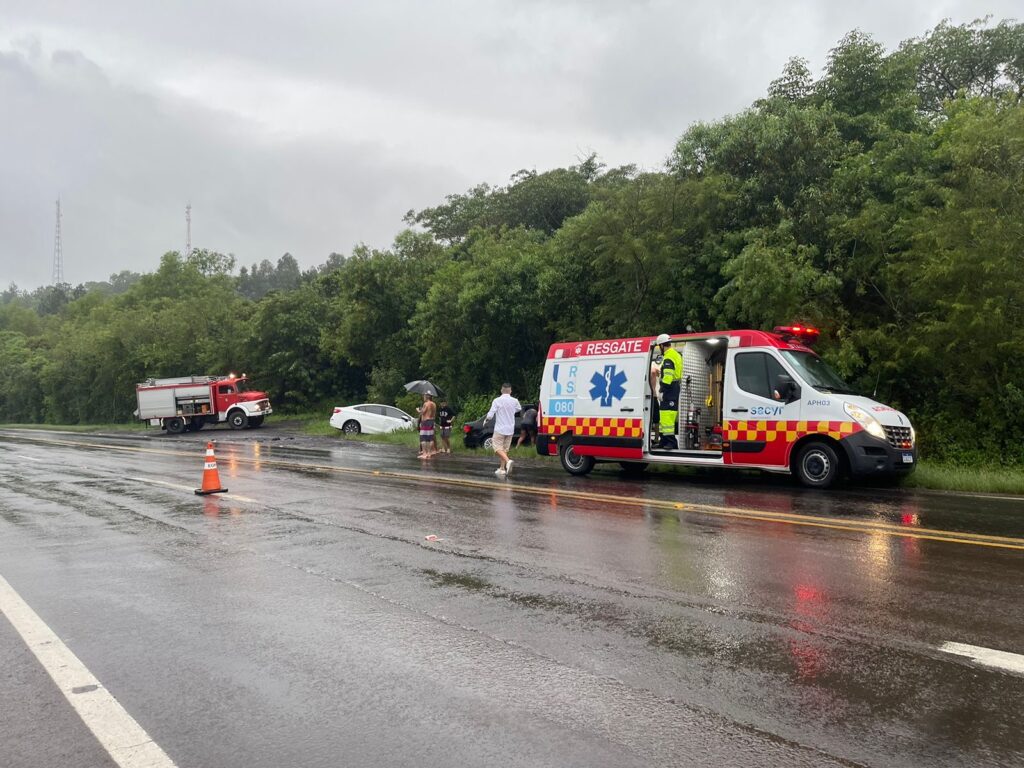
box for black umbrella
[404,380,444,398]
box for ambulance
[535,326,916,488]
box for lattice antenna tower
[52,198,64,285]
[185,203,192,256]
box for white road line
[124,476,257,503]
[15,454,42,461]
[0,574,178,768]
[940,641,1024,675]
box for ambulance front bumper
[841,432,917,477]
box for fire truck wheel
[228,411,249,430]
[795,441,840,488]
[165,417,186,434]
[560,444,595,476]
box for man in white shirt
[486,383,521,477]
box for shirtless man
[417,394,437,459]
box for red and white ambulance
[535,326,916,488]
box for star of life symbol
[590,365,627,407]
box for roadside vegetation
[2,19,1023,490]
[0,422,147,433]
[902,463,1024,496]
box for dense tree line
[2,19,1023,463]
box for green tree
[411,228,551,396]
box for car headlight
[844,402,886,441]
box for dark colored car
[462,404,537,449]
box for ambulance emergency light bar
[773,325,820,344]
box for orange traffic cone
[194,441,228,495]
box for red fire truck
[134,374,272,434]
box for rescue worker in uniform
[655,333,683,449]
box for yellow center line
[9,435,1024,551]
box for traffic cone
[194,441,228,495]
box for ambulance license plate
[902,453,914,464]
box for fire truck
[134,374,272,434]
[536,326,916,489]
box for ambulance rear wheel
[228,411,249,430]
[795,441,840,489]
[165,417,186,434]
[560,445,595,476]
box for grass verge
[902,461,1024,495]
[294,414,538,457]
[0,422,146,433]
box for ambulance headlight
[844,403,886,441]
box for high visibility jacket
[660,346,683,387]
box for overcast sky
[1,1,1017,288]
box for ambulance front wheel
[795,441,840,488]
[560,445,595,476]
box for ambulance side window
[735,353,787,400]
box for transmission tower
[52,198,64,285]
[185,203,192,256]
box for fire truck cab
[536,327,916,488]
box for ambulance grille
[883,426,913,448]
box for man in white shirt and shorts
[486,383,521,477]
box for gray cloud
[0,1,1018,288]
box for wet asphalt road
[1,427,1022,768]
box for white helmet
[655,333,671,345]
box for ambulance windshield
[780,351,856,395]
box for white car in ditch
[329,404,416,435]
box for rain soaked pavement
[1,426,1022,768]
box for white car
[330,404,416,435]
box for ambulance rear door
[544,338,649,459]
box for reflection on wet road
[1,430,1022,768]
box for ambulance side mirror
[773,374,800,404]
